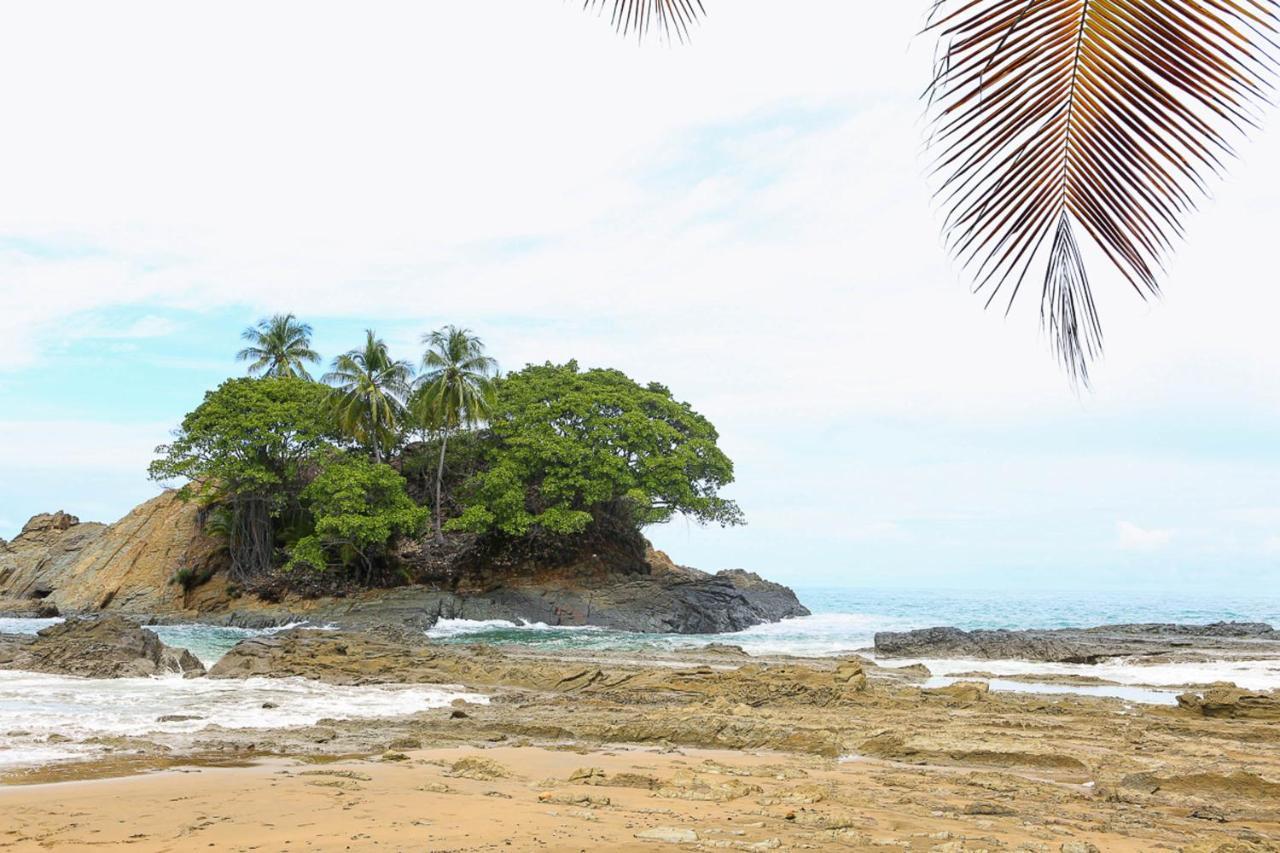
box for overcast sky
[1,1,1278,593]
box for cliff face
[0,491,228,618]
[0,494,809,633]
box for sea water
[0,620,485,769]
[0,670,487,769]
[2,586,1278,769]
[418,586,1280,691]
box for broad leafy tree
[451,361,743,538]
[236,313,321,380]
[287,456,428,581]
[148,377,337,580]
[414,326,498,543]
[324,330,414,464]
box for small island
[0,316,807,632]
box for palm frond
[927,0,1280,383]
[583,0,705,41]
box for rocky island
[0,494,808,633]
[3,323,1278,852]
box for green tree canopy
[147,377,337,579]
[450,361,743,538]
[148,376,336,504]
[287,456,428,578]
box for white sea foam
[425,617,606,639]
[887,656,1280,692]
[0,618,328,666]
[0,669,488,770]
[0,616,64,634]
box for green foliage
[236,313,321,380]
[286,456,428,573]
[412,325,499,541]
[450,361,744,538]
[148,377,337,509]
[413,326,498,431]
[323,330,414,463]
[171,564,216,592]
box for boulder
[0,492,226,619]
[0,616,205,678]
[1176,684,1280,720]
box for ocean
[1,585,1277,770]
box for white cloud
[2,2,1280,582]
[1117,521,1174,552]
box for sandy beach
[0,745,1150,852]
[2,626,1279,851]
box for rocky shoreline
[0,493,810,634]
[874,622,1280,663]
[1,617,1279,850]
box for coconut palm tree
[925,0,1280,383]
[597,2,1280,382]
[323,330,414,464]
[415,326,498,543]
[584,0,704,40]
[236,313,321,380]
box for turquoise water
[422,585,1280,657]
[3,585,1277,664]
[0,619,307,666]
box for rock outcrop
[0,616,206,678]
[0,492,225,618]
[1177,684,1280,720]
[209,628,864,709]
[1,494,808,634]
[874,623,1280,663]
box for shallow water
[1,585,1276,770]
[0,669,486,769]
[922,675,1180,706]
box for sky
[1,1,1279,593]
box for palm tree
[236,313,321,380]
[584,0,704,40]
[323,330,414,464]
[415,326,498,543]
[597,2,1280,382]
[924,0,1280,383]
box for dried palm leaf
[927,0,1280,382]
[583,0,705,41]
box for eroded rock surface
[0,616,206,678]
[874,622,1280,663]
[1177,683,1280,720]
[1,495,807,635]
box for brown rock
[0,616,205,678]
[1176,684,1280,720]
[924,680,990,703]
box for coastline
[1,624,1279,850]
[0,745,1140,852]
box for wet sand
[2,745,1143,852]
[1,634,1278,851]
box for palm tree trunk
[370,412,382,464]
[434,427,449,544]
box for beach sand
[2,632,1279,851]
[0,744,1143,852]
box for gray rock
[203,566,808,635]
[0,616,206,678]
[874,622,1280,663]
